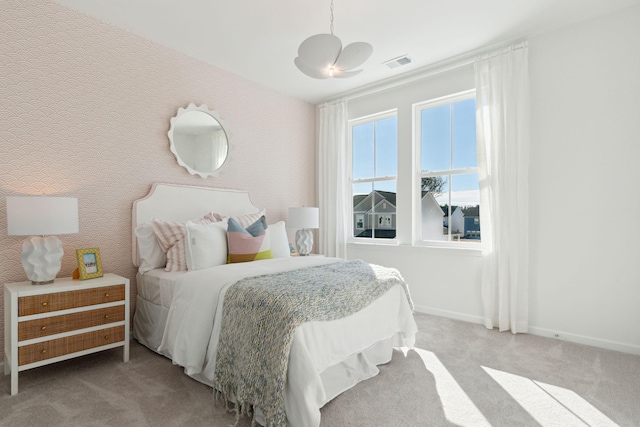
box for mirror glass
[168,104,230,178]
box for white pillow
[268,221,291,258]
[135,223,166,273]
[185,221,228,271]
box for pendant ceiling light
[294,0,373,79]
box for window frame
[348,109,398,244]
[413,89,480,249]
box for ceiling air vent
[383,55,414,69]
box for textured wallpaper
[0,0,317,360]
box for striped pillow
[204,209,266,228]
[202,212,226,223]
[227,215,273,263]
[151,217,211,271]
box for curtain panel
[475,43,531,333]
[318,99,349,259]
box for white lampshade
[7,196,79,236]
[288,207,319,256]
[6,196,79,284]
[287,207,319,229]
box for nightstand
[4,273,130,395]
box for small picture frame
[75,247,103,280]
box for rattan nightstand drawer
[18,325,125,366]
[5,274,131,395]
[17,284,125,316]
[18,306,125,341]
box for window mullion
[421,168,475,178]
[447,105,454,241]
[371,122,377,238]
[353,176,396,184]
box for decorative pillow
[135,223,167,273]
[227,216,273,263]
[185,221,228,271]
[234,210,267,228]
[268,221,291,259]
[203,211,226,223]
[205,209,266,228]
[151,217,211,272]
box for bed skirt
[133,289,415,426]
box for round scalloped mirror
[168,103,231,178]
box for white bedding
[146,256,417,427]
[135,268,185,308]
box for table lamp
[287,207,319,256]
[6,196,79,284]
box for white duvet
[157,256,417,427]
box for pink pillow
[151,217,211,271]
[227,216,273,263]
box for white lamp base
[21,236,64,284]
[295,229,313,256]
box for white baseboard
[527,325,640,356]
[413,305,640,356]
[414,304,484,325]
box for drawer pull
[104,314,109,319]
[42,302,48,307]
[41,326,47,331]
[104,335,109,340]
[41,349,47,354]
[104,293,110,297]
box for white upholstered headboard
[132,183,260,266]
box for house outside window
[415,90,480,245]
[350,110,398,240]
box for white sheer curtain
[475,43,530,333]
[318,99,349,258]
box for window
[415,91,480,244]
[350,111,398,240]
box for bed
[131,183,417,427]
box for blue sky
[352,99,479,206]
[421,98,479,206]
[352,117,397,195]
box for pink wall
[0,0,317,359]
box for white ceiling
[54,0,640,104]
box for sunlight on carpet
[482,366,619,427]
[408,347,491,426]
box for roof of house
[376,191,396,207]
[353,190,397,210]
[353,194,368,207]
[440,205,459,218]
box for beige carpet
[2,313,639,426]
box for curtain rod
[322,39,528,105]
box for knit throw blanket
[213,259,414,427]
